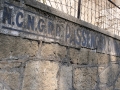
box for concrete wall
[1,0,120,90]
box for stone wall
[1,34,120,90]
[0,0,120,90]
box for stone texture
[0,83,11,90]
[69,48,80,64]
[109,55,117,62]
[0,71,20,90]
[98,85,114,90]
[97,53,109,65]
[0,35,14,59]
[69,49,110,65]
[0,34,38,60]
[22,60,59,90]
[0,82,11,90]
[73,67,98,90]
[116,57,120,64]
[1,1,120,90]
[0,61,21,70]
[12,37,38,57]
[69,48,90,65]
[78,48,89,65]
[99,64,120,87]
[88,50,98,65]
[88,51,114,65]
[41,43,67,60]
[59,64,72,90]
[115,75,120,89]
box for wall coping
[24,0,120,41]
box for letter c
[16,12,23,27]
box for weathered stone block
[88,50,98,65]
[78,48,89,65]
[97,53,109,65]
[116,57,120,63]
[115,76,120,89]
[41,43,67,60]
[0,34,38,60]
[12,37,38,57]
[0,71,20,90]
[73,67,98,90]
[99,64,119,86]
[59,64,72,90]
[69,48,80,64]
[0,35,14,59]
[0,82,11,90]
[0,61,21,70]
[109,55,117,62]
[69,48,91,65]
[98,85,114,90]
[22,60,59,90]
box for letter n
[2,6,12,24]
[27,15,34,30]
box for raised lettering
[16,12,23,27]
[2,7,12,24]
[91,32,96,49]
[48,21,54,35]
[65,25,70,44]
[27,15,34,30]
[70,27,75,46]
[97,34,106,53]
[86,30,91,48]
[56,24,61,37]
[75,27,81,46]
[37,19,45,32]
[81,28,87,47]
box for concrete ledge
[24,0,120,41]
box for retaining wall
[0,0,120,90]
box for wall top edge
[23,0,120,41]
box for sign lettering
[1,2,120,57]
